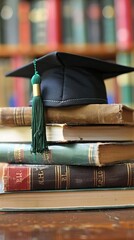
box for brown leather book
[0,104,134,126]
[2,162,134,192]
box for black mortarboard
[5,51,134,154]
[6,51,134,106]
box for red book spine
[47,0,61,45]
[4,165,31,191]
[114,0,133,50]
[18,0,31,45]
[11,56,28,107]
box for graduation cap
[6,51,134,154]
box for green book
[0,0,19,44]
[86,0,102,43]
[70,0,87,43]
[101,0,116,43]
[62,0,73,43]
[0,142,134,166]
[29,0,48,44]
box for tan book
[0,124,134,142]
[0,104,134,126]
[0,188,133,211]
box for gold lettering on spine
[94,169,105,187]
[16,170,23,184]
[38,169,45,185]
[14,144,24,163]
[43,150,52,163]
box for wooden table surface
[0,208,133,240]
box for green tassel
[31,59,48,154]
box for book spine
[0,142,101,166]
[0,58,14,107]
[114,0,133,50]
[18,0,31,45]
[0,104,133,126]
[70,0,87,43]
[1,0,19,44]
[29,0,48,44]
[3,163,134,191]
[10,56,29,107]
[86,0,102,43]
[47,0,61,45]
[61,0,73,43]
[101,0,116,43]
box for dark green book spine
[86,0,102,43]
[70,0,87,43]
[62,0,73,43]
[101,0,116,43]
[1,0,19,44]
[30,0,48,44]
[3,163,134,191]
[0,142,99,166]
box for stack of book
[0,103,134,211]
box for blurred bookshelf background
[0,0,134,107]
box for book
[0,188,133,211]
[70,0,87,44]
[29,0,48,44]
[0,124,134,142]
[47,0,61,45]
[0,142,134,166]
[61,0,73,43]
[101,0,116,43]
[18,0,31,45]
[0,0,19,44]
[0,58,14,107]
[114,0,133,50]
[132,0,134,41]
[10,56,30,107]
[2,162,134,192]
[86,0,102,43]
[0,104,134,126]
